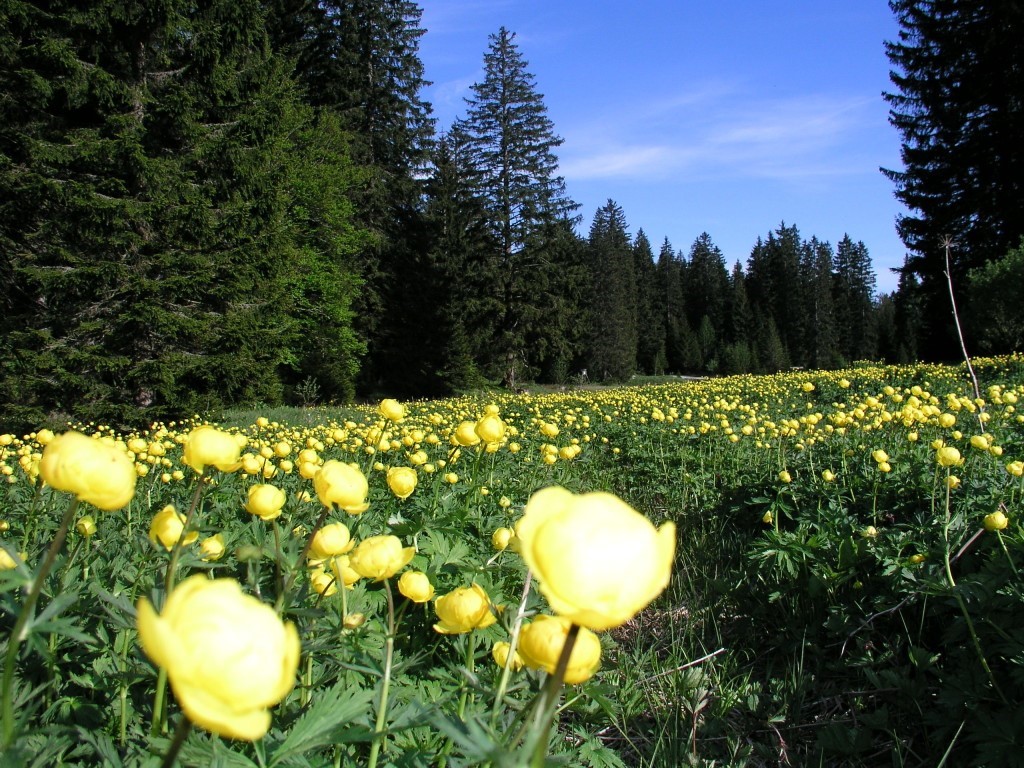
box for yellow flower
[398,571,435,603]
[514,486,675,631]
[386,466,418,500]
[329,555,362,589]
[200,534,226,562]
[518,615,602,685]
[475,414,506,444]
[38,431,136,510]
[908,553,926,564]
[778,470,792,484]
[76,515,97,537]
[244,484,287,522]
[970,434,990,451]
[454,421,481,447]
[313,461,369,514]
[861,526,878,539]
[0,548,20,571]
[148,505,198,551]
[136,575,299,741]
[309,568,337,597]
[308,522,355,560]
[491,527,516,552]
[946,475,960,489]
[936,446,962,467]
[762,510,773,525]
[1006,461,1024,477]
[871,449,889,464]
[379,398,406,422]
[984,511,1009,531]
[492,641,524,671]
[348,535,415,581]
[433,584,497,634]
[183,426,244,474]
[821,470,836,483]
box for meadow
[2,356,1024,767]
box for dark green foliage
[884,0,1024,358]
[584,200,637,382]
[0,0,366,430]
[967,239,1024,355]
[833,235,878,362]
[800,237,839,369]
[454,27,578,388]
[633,230,664,376]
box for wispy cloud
[558,86,879,183]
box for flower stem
[1,496,79,749]
[491,571,532,727]
[367,579,397,768]
[160,716,193,768]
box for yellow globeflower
[309,522,356,561]
[492,641,524,672]
[38,431,137,510]
[518,615,602,685]
[475,414,506,444]
[136,575,300,741]
[378,398,406,422]
[386,466,418,500]
[778,470,792,484]
[329,555,362,589]
[76,515,97,537]
[200,534,226,562]
[821,470,836,483]
[348,535,415,581]
[491,527,516,552]
[183,426,244,474]
[433,584,497,634]
[313,461,370,514]
[149,505,198,551]
[398,571,435,603]
[984,511,1009,531]
[936,446,961,467]
[454,421,481,447]
[871,449,889,464]
[309,568,338,597]
[0,548,20,571]
[1006,461,1024,477]
[514,487,675,631]
[244,484,287,522]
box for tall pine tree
[884,0,1024,358]
[456,27,577,387]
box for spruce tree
[684,232,730,343]
[0,0,363,427]
[799,237,839,369]
[833,234,877,362]
[633,229,663,375]
[456,27,576,387]
[884,0,1024,358]
[584,200,637,382]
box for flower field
[2,357,1024,766]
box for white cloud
[558,87,879,183]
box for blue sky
[417,0,909,294]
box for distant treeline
[1,1,1021,430]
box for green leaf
[269,685,376,765]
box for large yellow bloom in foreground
[137,575,300,741]
[38,431,137,510]
[515,486,675,631]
